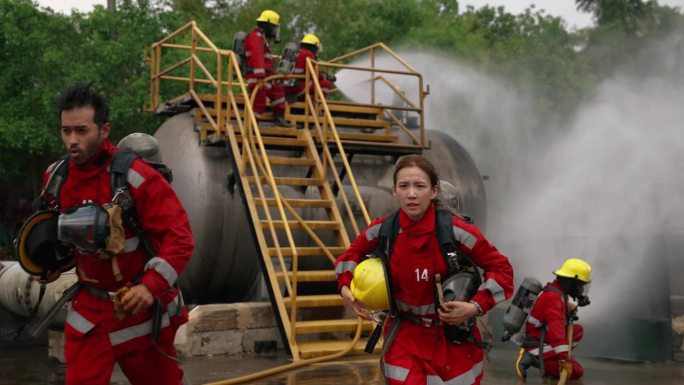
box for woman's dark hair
[57,82,109,128]
[393,154,439,188]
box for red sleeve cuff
[141,270,169,298]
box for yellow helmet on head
[554,258,592,283]
[301,34,321,50]
[350,258,390,311]
[257,9,280,26]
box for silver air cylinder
[502,277,543,343]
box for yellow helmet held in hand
[301,34,321,50]
[257,9,280,26]
[554,258,592,283]
[351,258,390,311]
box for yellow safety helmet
[351,258,390,311]
[256,9,280,26]
[301,34,321,50]
[554,258,592,283]
[14,210,73,276]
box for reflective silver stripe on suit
[271,97,285,106]
[247,78,259,85]
[451,226,476,249]
[479,278,506,303]
[253,68,266,75]
[123,236,140,253]
[396,300,436,316]
[426,360,483,385]
[529,343,569,356]
[127,168,145,189]
[365,223,382,241]
[292,68,305,74]
[66,305,96,334]
[264,53,273,59]
[144,257,178,287]
[108,295,181,346]
[109,314,171,346]
[527,314,543,328]
[383,362,410,382]
[335,261,357,276]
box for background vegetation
[0,0,682,247]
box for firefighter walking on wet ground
[515,258,592,381]
[245,9,291,127]
[284,34,335,102]
[335,154,514,385]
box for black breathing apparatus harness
[364,209,483,353]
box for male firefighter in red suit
[519,258,592,380]
[245,9,291,127]
[285,34,334,101]
[40,83,194,385]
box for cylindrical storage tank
[154,114,486,304]
[154,113,261,304]
[424,129,487,228]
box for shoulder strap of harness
[37,154,70,210]
[42,148,157,259]
[109,148,157,260]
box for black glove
[327,73,337,82]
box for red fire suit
[335,206,514,385]
[244,26,286,118]
[42,140,194,385]
[284,47,333,101]
[524,280,584,379]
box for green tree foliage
[1,0,683,219]
[576,0,684,76]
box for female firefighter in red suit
[40,83,194,385]
[335,154,514,385]
[284,34,334,101]
[245,9,291,127]
[519,258,592,380]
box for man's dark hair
[57,82,109,127]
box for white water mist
[336,33,684,360]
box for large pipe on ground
[0,261,77,336]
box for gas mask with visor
[436,268,482,344]
[58,202,125,256]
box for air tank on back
[154,114,487,304]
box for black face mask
[558,277,591,306]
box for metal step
[274,270,336,282]
[264,156,316,166]
[283,294,345,308]
[268,246,347,257]
[260,220,340,230]
[255,198,332,208]
[294,319,375,334]
[233,136,309,148]
[247,176,323,186]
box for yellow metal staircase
[145,21,428,361]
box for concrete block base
[174,302,282,357]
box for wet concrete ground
[1,344,683,385]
